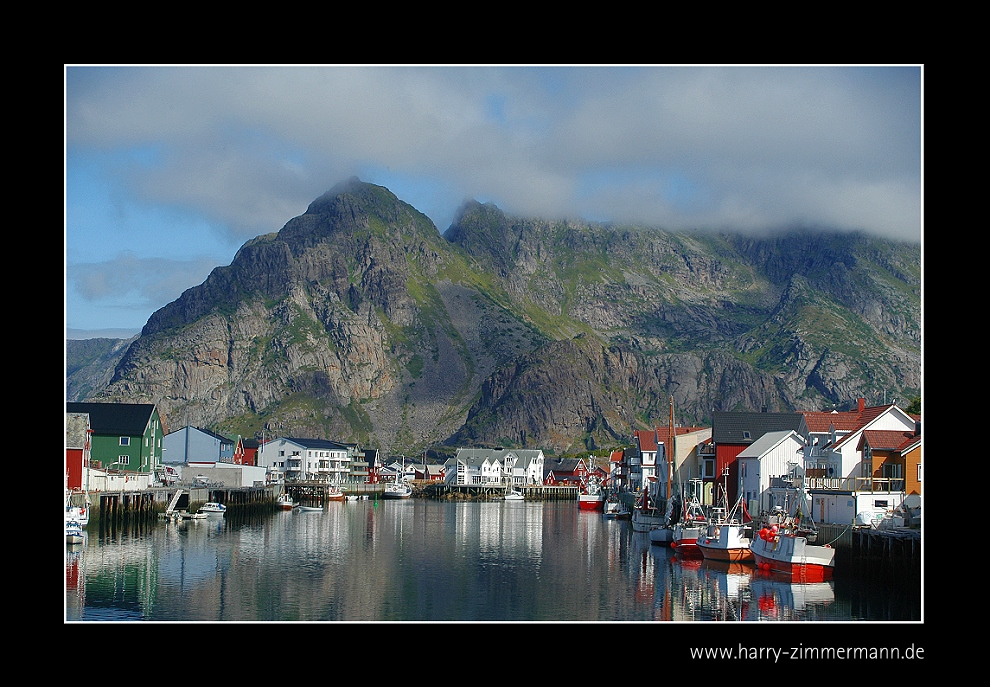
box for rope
[823,524,851,546]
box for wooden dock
[817,523,921,578]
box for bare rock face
[80,179,921,455]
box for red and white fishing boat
[750,475,835,581]
[670,487,707,557]
[578,476,605,511]
[277,492,298,510]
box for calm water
[65,499,921,623]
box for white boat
[66,520,84,545]
[750,471,836,582]
[578,476,605,511]
[631,489,667,532]
[603,495,630,519]
[670,488,707,557]
[200,502,227,515]
[697,494,755,563]
[180,510,207,520]
[65,489,91,526]
[297,505,324,512]
[504,488,525,501]
[383,481,412,499]
[277,493,298,510]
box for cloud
[65,65,922,332]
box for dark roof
[711,411,804,445]
[66,402,158,436]
[282,437,355,450]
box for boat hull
[632,508,665,532]
[671,523,705,556]
[697,523,754,562]
[578,496,605,511]
[649,526,674,545]
[751,534,835,582]
[698,543,754,562]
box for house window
[743,431,751,440]
[917,464,922,482]
[703,458,715,479]
[118,455,130,466]
[119,436,130,446]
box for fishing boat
[277,492,297,510]
[697,497,755,563]
[750,469,835,582]
[603,494,630,519]
[326,484,346,501]
[65,489,91,526]
[66,520,84,545]
[200,501,227,515]
[384,455,413,499]
[504,488,525,501]
[578,476,605,511]
[670,486,707,557]
[632,487,666,532]
[647,396,679,545]
[383,481,412,499]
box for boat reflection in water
[65,501,916,622]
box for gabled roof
[737,430,802,459]
[858,429,921,452]
[453,448,544,467]
[66,402,158,436]
[712,412,804,445]
[635,426,706,452]
[832,405,913,450]
[281,437,354,451]
[801,410,865,433]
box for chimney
[915,421,921,436]
[858,398,865,412]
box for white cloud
[65,65,922,331]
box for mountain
[67,178,921,456]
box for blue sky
[65,65,923,338]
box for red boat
[751,525,835,582]
[578,477,605,511]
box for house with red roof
[798,398,920,525]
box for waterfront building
[445,448,545,486]
[66,402,165,483]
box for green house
[66,402,164,475]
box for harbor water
[65,499,921,623]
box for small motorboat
[383,481,413,499]
[504,489,525,501]
[66,520,84,545]
[603,496,631,519]
[200,502,227,515]
[297,505,324,512]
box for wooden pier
[817,523,921,579]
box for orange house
[858,421,922,504]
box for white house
[737,430,806,516]
[444,448,545,486]
[257,437,355,483]
[799,402,916,525]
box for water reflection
[65,501,919,622]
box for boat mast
[666,395,674,502]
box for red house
[65,411,92,491]
[711,410,804,506]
